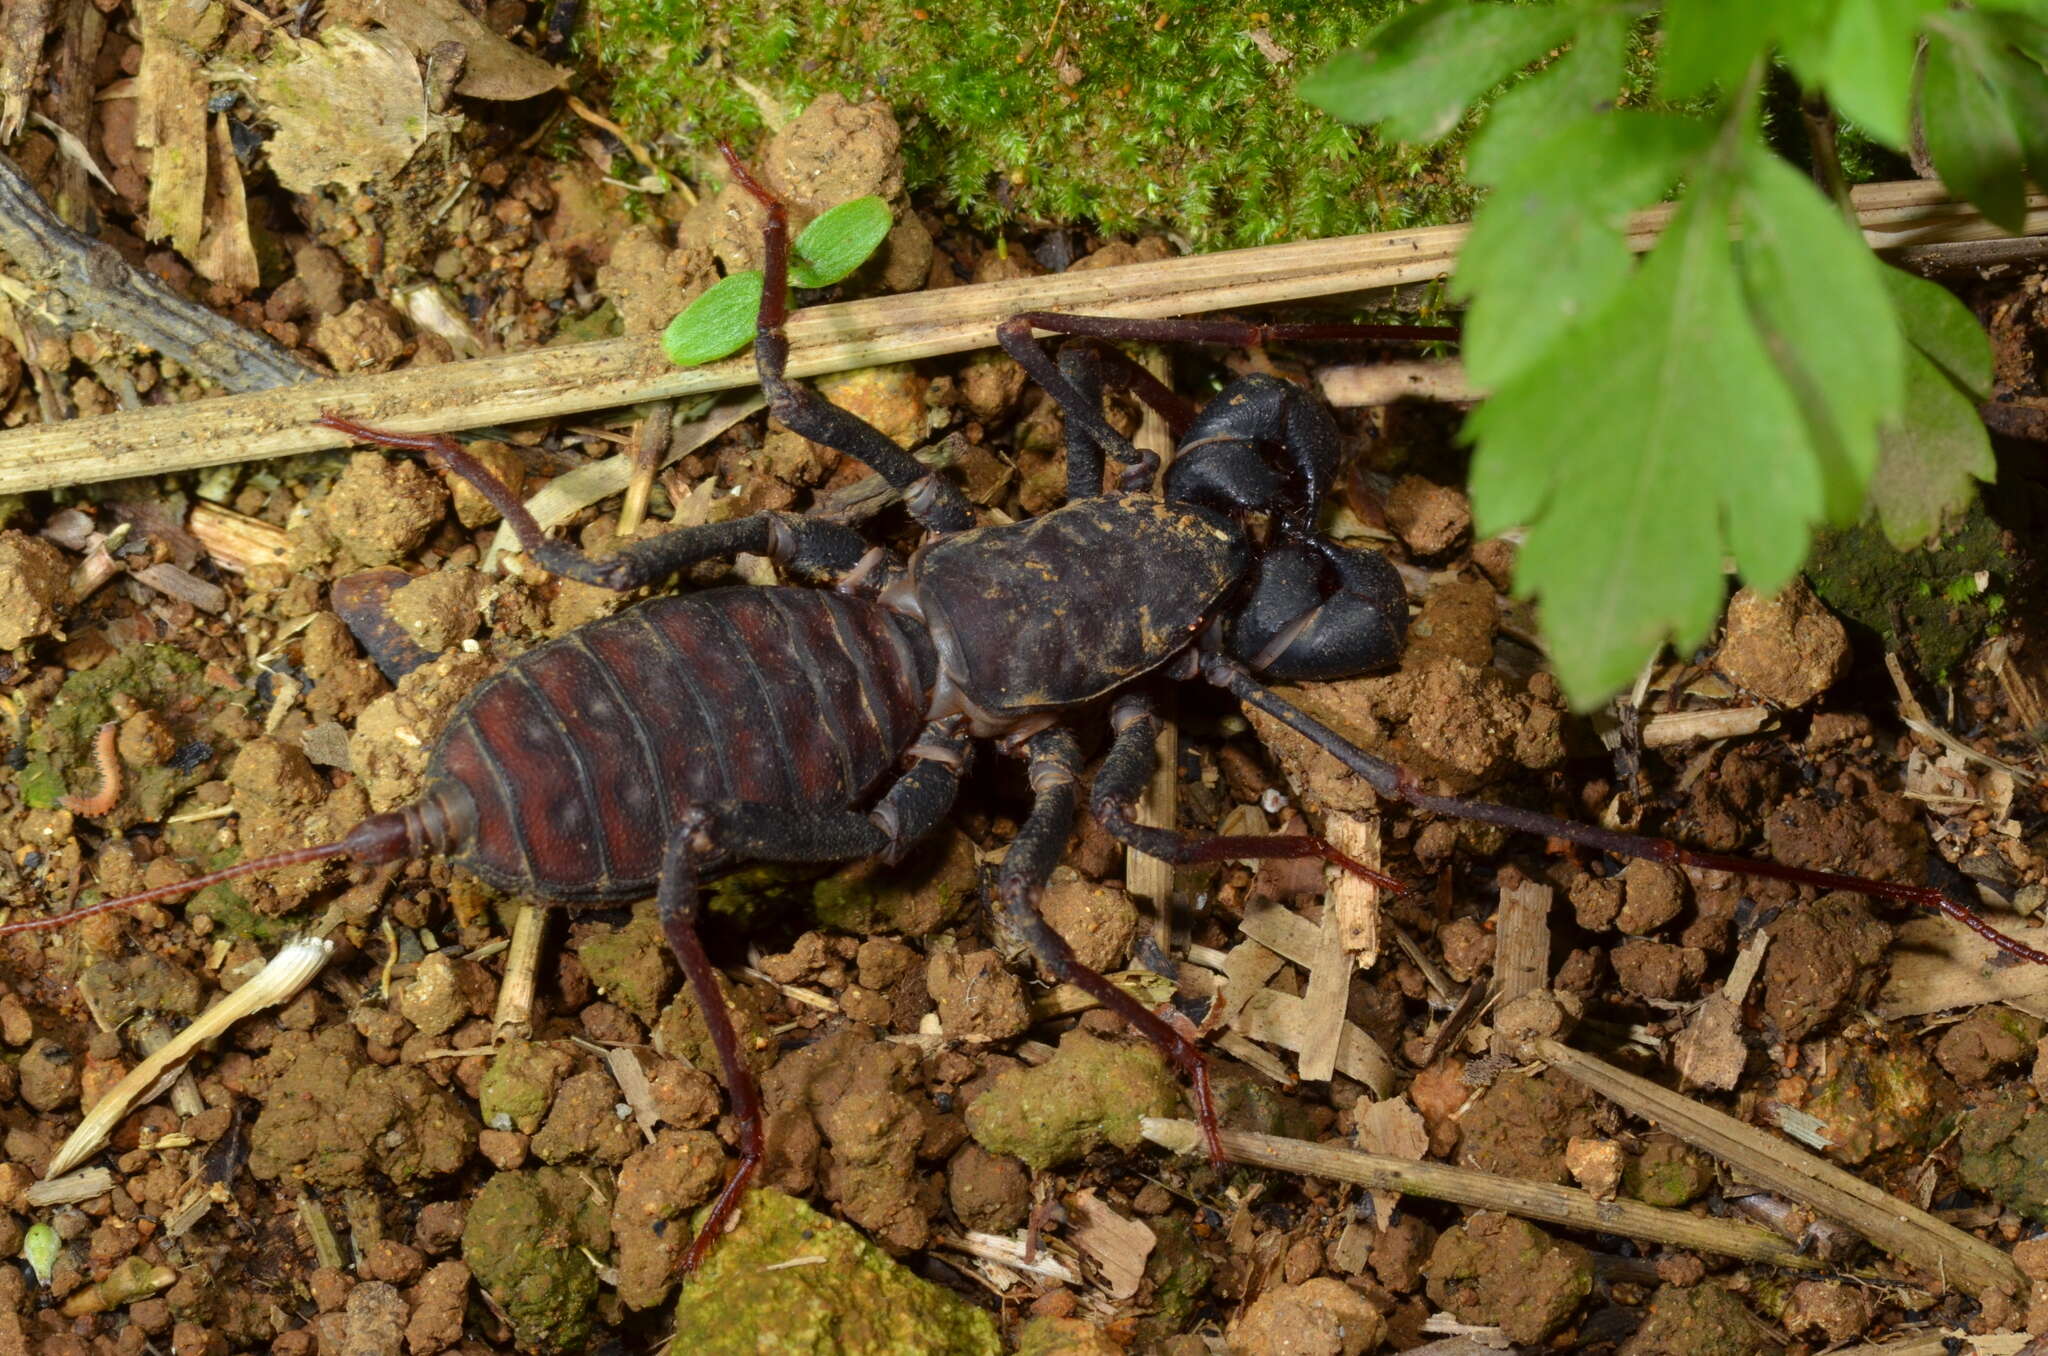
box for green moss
[16,644,221,822]
[1806,508,2007,681]
[573,912,676,1021]
[1137,1217,1213,1344]
[965,1030,1179,1171]
[675,1189,1001,1354]
[480,1040,575,1135]
[1958,1089,2048,1223]
[463,1168,610,1353]
[589,0,1474,249]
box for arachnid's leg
[316,416,870,592]
[661,722,969,1274]
[998,729,1227,1163]
[1092,693,1404,892]
[1058,343,1108,501]
[1200,654,2048,967]
[1056,342,1204,499]
[721,147,975,537]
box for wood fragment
[1318,359,1477,407]
[1355,1095,1430,1225]
[1325,811,1381,968]
[1491,880,1552,1013]
[187,501,289,574]
[1637,706,1775,747]
[0,0,55,142]
[7,180,2040,496]
[1877,917,2048,1019]
[24,1167,113,1207]
[1065,1189,1155,1301]
[1215,938,1286,1031]
[1530,1037,2024,1295]
[1140,1119,1817,1269]
[1297,898,1350,1083]
[1125,348,1179,945]
[491,905,547,1038]
[1237,988,1396,1095]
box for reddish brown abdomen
[429,587,929,899]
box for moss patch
[1805,508,2008,681]
[589,0,1473,249]
[674,1189,1001,1354]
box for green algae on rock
[1618,1283,1775,1356]
[965,1030,1179,1171]
[479,1040,576,1135]
[1425,1212,1592,1345]
[673,1189,1001,1355]
[1959,1088,2048,1224]
[462,1167,611,1354]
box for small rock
[1936,1006,2044,1085]
[1624,1135,1716,1207]
[574,914,677,1023]
[362,1239,423,1287]
[394,952,494,1039]
[341,1280,407,1356]
[946,1142,1030,1233]
[314,453,450,570]
[387,569,484,654]
[1715,577,1850,708]
[18,1039,80,1112]
[1228,1277,1385,1356]
[1610,939,1707,1001]
[0,531,69,649]
[1437,918,1494,982]
[0,996,28,1046]
[312,299,410,372]
[1564,1137,1624,1200]
[966,1031,1179,1171]
[928,949,1030,1042]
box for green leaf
[1733,149,1904,523]
[1464,6,1629,185]
[1786,0,1943,148]
[1458,110,1714,387]
[661,271,766,367]
[790,195,892,289]
[1880,266,1992,396]
[1464,182,1823,707]
[1921,18,2030,232]
[1300,1,1578,143]
[1869,347,1996,546]
[1660,0,1791,99]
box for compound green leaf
[1465,185,1820,707]
[1458,110,1713,388]
[1881,266,1992,397]
[661,271,765,367]
[1922,18,2030,232]
[1733,149,1903,523]
[1870,346,1996,546]
[790,195,891,289]
[1300,1,1577,144]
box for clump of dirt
[966,1030,1179,1171]
[388,566,485,653]
[671,1189,1002,1355]
[573,911,677,1022]
[1713,577,1852,707]
[1958,1088,2048,1223]
[291,452,450,569]
[347,648,494,808]
[479,1040,575,1134]
[1618,1283,1774,1356]
[1425,1212,1592,1344]
[611,1130,725,1311]
[1249,656,1566,806]
[1758,893,1893,1041]
[945,1142,1030,1233]
[1038,874,1139,973]
[1456,1069,1607,1185]
[1937,1007,2045,1085]
[1228,1276,1386,1356]
[1622,1134,1716,1207]
[760,1026,938,1250]
[461,1166,609,1353]
[928,947,1030,1042]
[247,1025,478,1188]
[1791,1041,1958,1165]
[811,826,980,934]
[0,530,69,649]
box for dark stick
[0,152,312,392]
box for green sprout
[663,195,893,367]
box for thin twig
[4,181,2043,495]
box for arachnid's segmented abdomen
[428,588,932,899]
